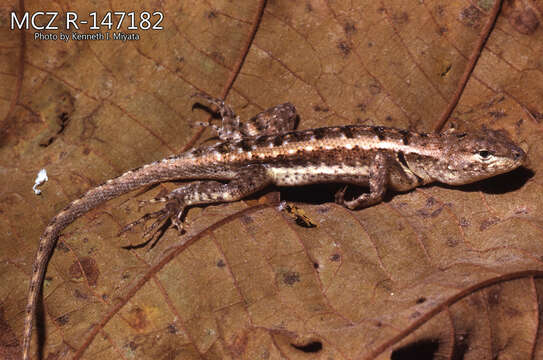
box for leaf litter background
[1,0,543,359]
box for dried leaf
[1,1,542,359]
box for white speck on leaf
[33,168,48,195]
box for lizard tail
[22,162,190,360]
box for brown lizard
[22,94,526,359]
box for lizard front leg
[335,152,389,209]
[123,165,272,238]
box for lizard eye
[477,150,493,159]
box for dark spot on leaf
[168,324,178,334]
[337,40,351,56]
[530,110,543,123]
[330,254,341,262]
[240,214,254,224]
[55,314,69,325]
[489,110,506,119]
[39,91,75,147]
[440,64,452,77]
[430,207,443,217]
[344,22,356,34]
[313,104,329,112]
[211,51,225,63]
[504,305,521,317]
[509,8,539,35]
[459,5,482,29]
[127,307,149,330]
[416,206,443,218]
[316,205,330,213]
[391,339,440,360]
[447,237,459,247]
[313,262,319,269]
[368,83,381,95]
[229,332,249,357]
[217,259,226,268]
[487,287,501,306]
[207,10,217,19]
[73,289,88,300]
[127,341,137,350]
[291,341,322,353]
[283,271,300,285]
[392,11,409,25]
[69,257,99,286]
[479,216,500,231]
[438,26,448,35]
[356,103,367,112]
[57,241,69,252]
[385,115,393,122]
[305,2,313,12]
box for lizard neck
[403,152,441,185]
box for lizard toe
[334,185,348,205]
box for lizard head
[406,129,526,185]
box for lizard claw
[118,208,168,236]
[119,199,187,248]
[191,92,224,107]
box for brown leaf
[1,1,542,359]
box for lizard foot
[334,185,348,205]
[119,199,187,248]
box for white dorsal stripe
[247,137,440,158]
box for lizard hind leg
[193,92,298,140]
[121,167,272,246]
[119,198,186,248]
[193,93,243,141]
[242,102,298,136]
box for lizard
[22,93,526,359]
